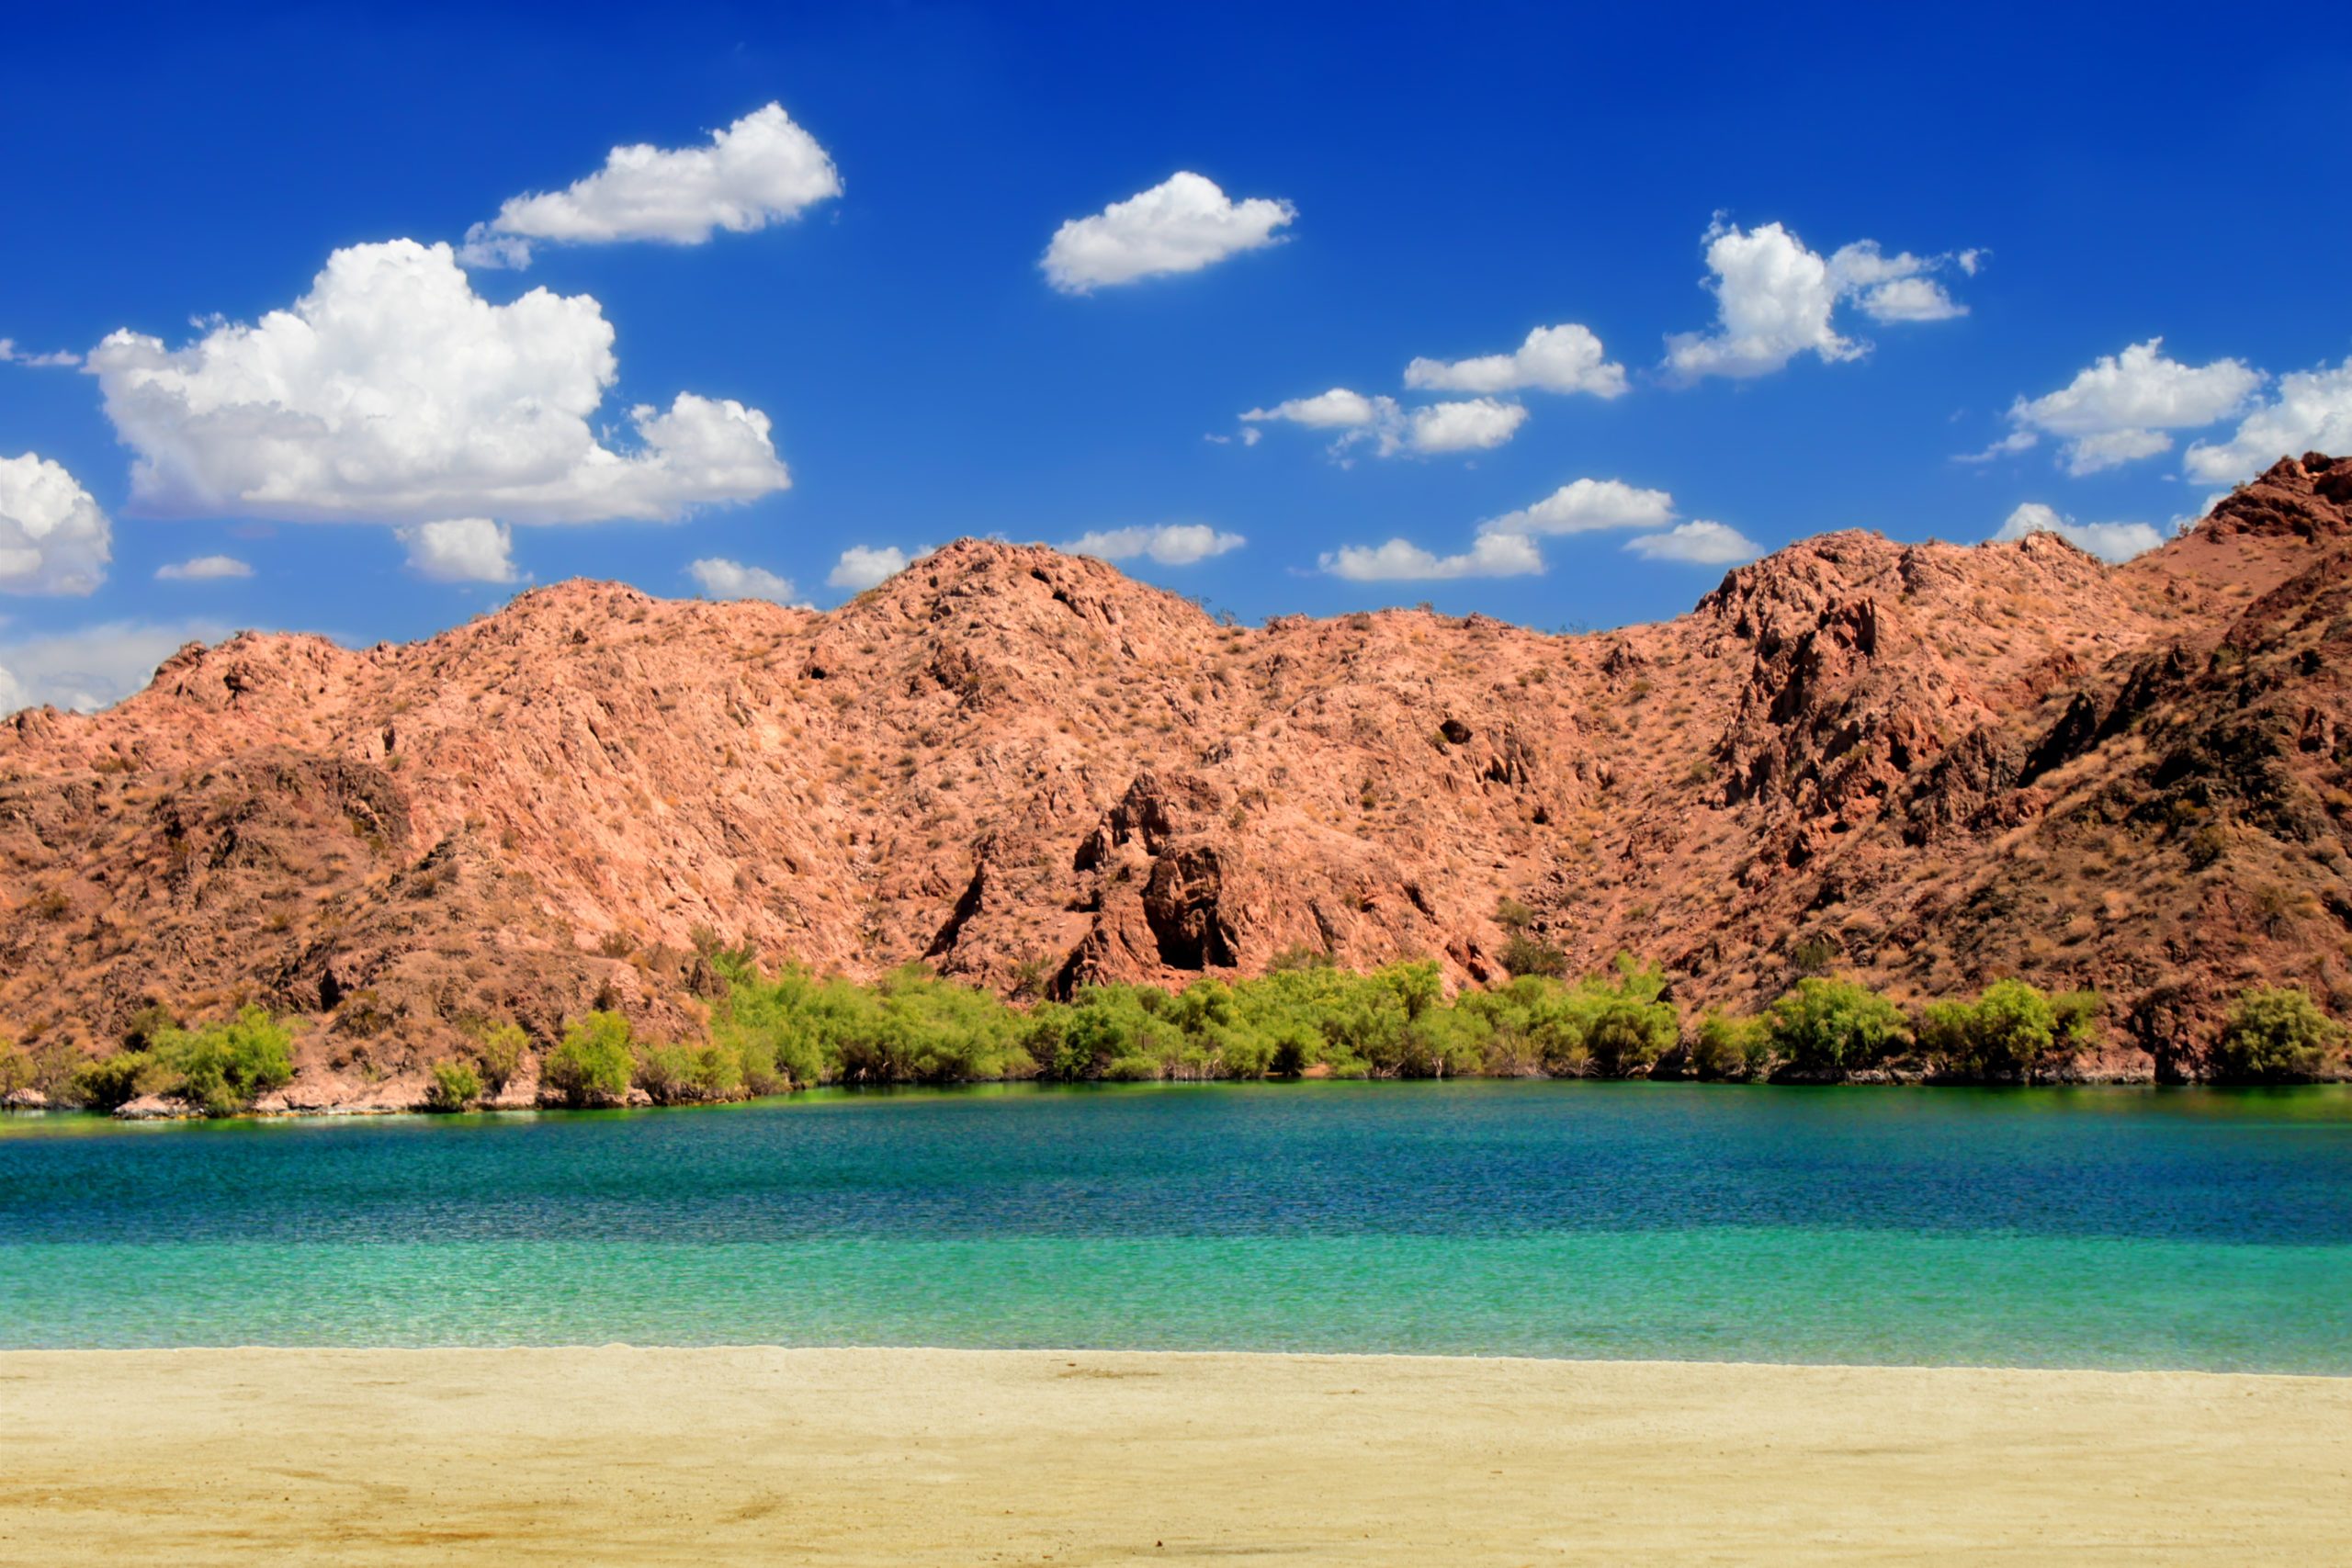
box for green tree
[0,1038,32,1100]
[1690,1010,1771,1080]
[631,1041,699,1105]
[153,1007,295,1116]
[425,1059,482,1111]
[472,1021,527,1094]
[545,1011,636,1107]
[2211,987,2344,1082]
[70,1052,164,1111]
[1765,979,1909,1076]
[1918,980,2059,1080]
[1581,957,1679,1076]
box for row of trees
[485,954,2343,1109]
[6,962,2344,1117]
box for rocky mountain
[4,454,2349,1094]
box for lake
[4,1080,2348,1371]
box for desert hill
[4,453,2349,1095]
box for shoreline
[10,1341,2352,1377]
[5,1346,2347,1564]
[12,1071,2347,1127]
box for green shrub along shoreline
[2,952,2345,1118]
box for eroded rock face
[2,457,2349,1094]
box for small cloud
[154,555,254,582]
[1043,171,1295,294]
[1851,275,1965,323]
[687,557,799,604]
[1241,389,1524,458]
[1318,532,1544,581]
[829,545,911,592]
[1404,398,1527,455]
[1828,241,1970,322]
[1404,323,1626,399]
[1992,502,2163,563]
[1955,429,2040,464]
[1063,523,1244,566]
[1241,388,1387,429]
[0,338,79,368]
[460,103,842,270]
[1623,520,1760,564]
[1480,478,1676,537]
[398,518,518,583]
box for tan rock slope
[4,454,2349,1089]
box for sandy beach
[0,1348,2345,1564]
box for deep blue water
[2,1081,2347,1370]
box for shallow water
[3,1080,2348,1369]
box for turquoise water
[3,1081,2349,1370]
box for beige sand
[0,1348,2346,1564]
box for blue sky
[2,0,2346,709]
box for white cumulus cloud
[1826,242,1968,323]
[2184,357,2352,484]
[1043,172,1295,293]
[829,545,912,592]
[2003,339,2262,476]
[0,453,111,595]
[1063,523,1245,566]
[1240,389,1524,458]
[1992,502,2164,563]
[88,240,789,526]
[1663,220,1973,381]
[459,104,842,269]
[1479,478,1676,537]
[154,554,253,581]
[1403,323,1627,399]
[1623,520,1760,564]
[400,518,518,583]
[0,619,230,715]
[1404,398,1528,454]
[687,557,800,604]
[1241,388,1387,429]
[1664,221,1855,380]
[1318,531,1544,582]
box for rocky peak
[2193,454,2352,546]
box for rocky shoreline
[9,1054,2310,1124]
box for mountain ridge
[4,453,2348,1097]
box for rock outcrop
[4,455,2349,1094]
